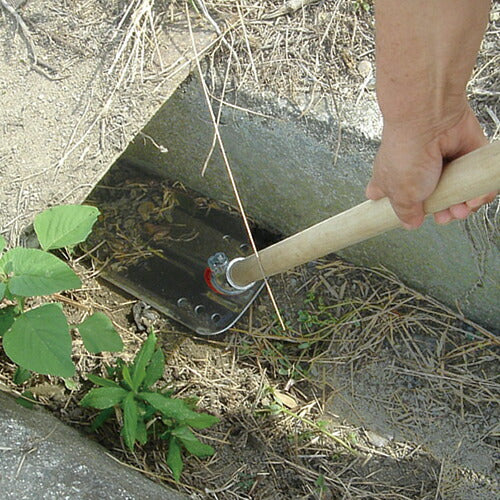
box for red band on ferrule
[204,268,224,295]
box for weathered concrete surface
[122,77,499,329]
[0,392,186,499]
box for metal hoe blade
[84,168,267,335]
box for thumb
[389,199,426,229]
[366,178,425,229]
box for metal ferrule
[207,252,255,295]
[226,257,255,291]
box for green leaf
[34,205,100,251]
[0,306,17,337]
[3,287,14,301]
[63,378,78,391]
[3,304,75,377]
[138,392,219,429]
[0,282,5,300]
[77,312,123,353]
[16,391,37,409]
[172,426,215,457]
[136,419,148,445]
[90,407,115,431]
[122,392,138,451]
[0,234,6,253]
[86,373,120,388]
[142,348,164,389]
[80,386,128,409]
[13,366,31,385]
[185,412,219,430]
[0,248,81,297]
[131,331,157,390]
[166,437,183,481]
[121,364,135,391]
[143,403,157,421]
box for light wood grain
[230,142,500,287]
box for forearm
[375,0,490,133]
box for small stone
[357,60,372,78]
[366,76,376,91]
[366,430,391,448]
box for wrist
[378,91,469,142]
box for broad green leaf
[0,234,6,253]
[166,437,183,481]
[0,248,80,297]
[172,426,215,457]
[80,386,128,409]
[34,205,100,251]
[138,392,219,429]
[86,373,120,388]
[3,304,75,377]
[77,312,123,353]
[142,348,165,389]
[122,392,138,451]
[0,282,5,300]
[13,366,31,385]
[0,306,17,337]
[131,331,156,390]
[90,407,115,431]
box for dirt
[0,0,214,245]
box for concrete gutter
[0,392,186,499]
[122,77,499,330]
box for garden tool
[100,142,500,335]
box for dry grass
[4,253,497,499]
[196,0,375,101]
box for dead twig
[0,0,37,64]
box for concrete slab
[121,77,499,330]
[0,392,186,499]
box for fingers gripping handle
[422,142,499,213]
[229,142,500,287]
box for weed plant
[0,205,123,379]
[81,331,218,481]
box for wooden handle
[230,141,500,287]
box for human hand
[366,104,497,229]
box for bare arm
[367,0,495,229]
